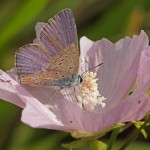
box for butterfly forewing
[40,9,78,57]
[16,45,51,76]
[15,9,79,86]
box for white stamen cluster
[77,72,106,110]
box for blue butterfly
[16,9,82,88]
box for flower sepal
[70,123,124,139]
[61,139,88,149]
[89,140,107,150]
[132,121,149,139]
[62,123,124,149]
[61,139,107,150]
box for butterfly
[15,9,83,88]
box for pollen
[76,72,106,110]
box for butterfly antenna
[81,63,103,76]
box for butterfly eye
[78,76,83,83]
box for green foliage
[89,140,107,150]
[132,121,148,139]
[71,123,124,139]
[62,139,87,149]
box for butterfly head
[70,75,83,87]
[78,75,83,83]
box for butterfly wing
[45,43,79,75]
[16,9,79,86]
[40,9,78,57]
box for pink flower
[1,30,150,138]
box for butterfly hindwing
[20,70,71,85]
[16,44,51,76]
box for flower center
[76,72,106,111]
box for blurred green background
[0,0,150,149]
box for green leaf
[0,0,50,52]
[132,121,148,139]
[79,0,148,40]
[107,127,121,150]
[89,140,107,150]
[119,118,150,150]
[8,125,68,150]
[61,139,87,149]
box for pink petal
[136,47,150,89]
[73,84,150,132]
[6,73,75,130]
[20,75,150,133]
[84,93,150,132]
[35,22,46,37]
[20,88,150,132]
[2,68,85,131]
[0,69,77,131]
[15,31,150,132]
[21,96,86,131]
[20,85,87,131]
[21,97,64,130]
[1,30,150,134]
[80,31,149,108]
[33,22,46,44]
[79,36,94,74]
[0,69,25,108]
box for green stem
[118,118,150,150]
[107,128,120,150]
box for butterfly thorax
[43,75,83,88]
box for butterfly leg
[73,86,78,102]
[50,87,64,97]
[74,85,86,110]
